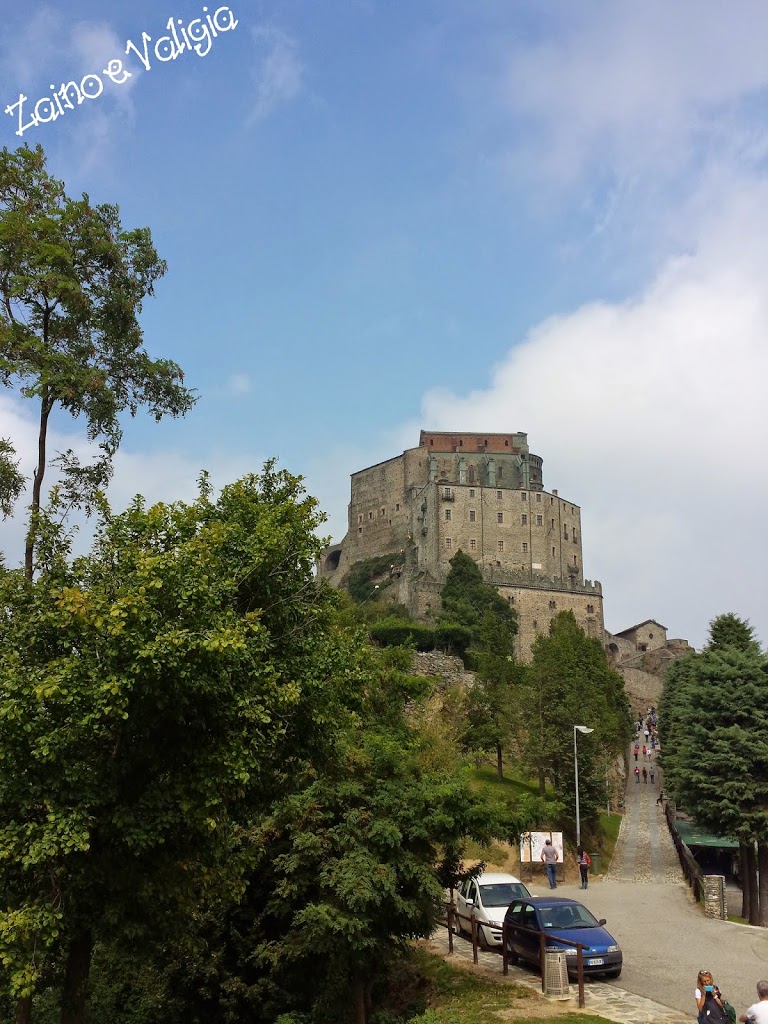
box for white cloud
[247,27,303,124]
[501,0,768,187]
[227,373,251,395]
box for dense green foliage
[0,144,195,576]
[439,551,522,777]
[520,612,632,836]
[705,612,761,654]
[369,618,473,657]
[659,613,768,923]
[347,552,405,603]
[0,470,515,1024]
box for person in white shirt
[739,980,768,1023]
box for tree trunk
[24,392,52,580]
[60,929,93,1024]
[758,842,768,927]
[745,842,760,926]
[496,742,503,781]
[741,842,752,921]
[352,973,366,1024]
[538,766,546,798]
[15,995,32,1024]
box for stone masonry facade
[319,430,604,661]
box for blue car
[503,896,622,979]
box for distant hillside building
[319,430,604,660]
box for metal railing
[438,902,588,1008]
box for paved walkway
[426,930,692,1024]
[433,740,768,1022]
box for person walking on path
[642,744,647,760]
[634,766,641,783]
[634,743,639,761]
[650,766,655,784]
[577,847,591,889]
[642,767,648,784]
[656,789,665,805]
[541,839,559,889]
[739,980,768,1022]
[695,970,730,1023]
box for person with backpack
[695,970,734,1024]
[577,847,591,889]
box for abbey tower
[319,430,604,660]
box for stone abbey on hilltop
[320,430,608,660]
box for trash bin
[543,950,570,997]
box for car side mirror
[465,898,474,907]
[598,918,607,926]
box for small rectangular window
[564,525,568,539]
[521,513,528,525]
[549,600,556,610]
[573,555,577,565]
[536,493,541,502]
[358,514,363,524]
[380,507,385,517]
[496,490,503,499]
[551,519,555,529]
[469,509,476,522]
[522,541,528,553]
[469,488,475,498]
[497,512,504,524]
[497,466,503,480]
[445,509,452,521]
[573,531,577,543]
[552,547,556,556]
[444,487,452,498]
[369,511,373,520]
[587,604,594,614]
[445,537,452,549]
[396,503,400,511]
[521,492,528,501]
[536,515,543,526]
[550,496,554,505]
[358,527,363,534]
[470,538,476,550]
[497,540,504,552]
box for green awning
[676,820,739,849]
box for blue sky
[1,0,767,648]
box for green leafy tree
[706,612,761,654]
[0,464,346,1024]
[659,638,768,925]
[440,551,521,778]
[147,649,519,1024]
[0,144,196,577]
[521,612,631,836]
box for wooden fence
[437,902,588,1008]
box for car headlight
[560,947,578,956]
[606,945,620,953]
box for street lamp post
[573,725,594,848]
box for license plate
[587,958,605,966]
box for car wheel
[505,943,519,964]
[478,925,491,948]
[606,967,622,979]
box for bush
[369,619,435,650]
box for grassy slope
[398,948,617,1023]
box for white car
[451,872,532,947]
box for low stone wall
[411,650,475,690]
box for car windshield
[480,883,529,906]
[539,904,600,930]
